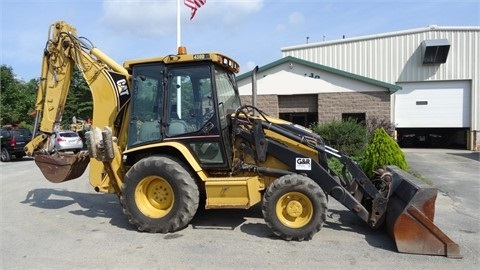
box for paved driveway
[403,148,479,220]
[403,148,480,262]
[0,149,478,269]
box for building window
[342,113,366,124]
[279,113,318,127]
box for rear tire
[1,148,11,162]
[262,174,327,241]
[121,155,199,233]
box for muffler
[34,151,90,183]
[385,166,462,258]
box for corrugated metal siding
[282,28,479,84]
[282,27,479,150]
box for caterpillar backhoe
[25,21,461,258]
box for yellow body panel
[204,176,264,209]
[122,141,207,180]
[264,129,319,160]
[89,141,125,193]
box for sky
[1,0,479,81]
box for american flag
[184,0,206,20]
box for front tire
[262,174,327,241]
[1,148,11,162]
[121,155,199,233]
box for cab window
[166,65,213,136]
[128,64,163,146]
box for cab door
[164,64,232,169]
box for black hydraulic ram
[255,119,389,228]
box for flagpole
[177,0,181,48]
[176,0,182,118]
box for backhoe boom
[25,21,130,192]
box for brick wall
[240,91,391,123]
[278,94,318,113]
[240,95,279,116]
[317,92,391,124]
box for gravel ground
[1,149,478,269]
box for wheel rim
[275,191,313,228]
[135,176,174,218]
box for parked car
[53,131,84,153]
[1,126,32,162]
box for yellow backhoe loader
[25,21,461,258]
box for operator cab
[125,48,241,169]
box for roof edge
[237,56,401,93]
[281,25,480,52]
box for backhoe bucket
[384,166,462,258]
[34,152,90,183]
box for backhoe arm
[25,21,131,193]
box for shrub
[312,118,368,157]
[362,128,408,177]
[365,116,396,138]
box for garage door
[395,81,471,128]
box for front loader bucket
[34,152,90,183]
[384,166,462,258]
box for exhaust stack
[251,66,258,116]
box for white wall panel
[395,81,471,128]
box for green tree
[1,65,92,131]
[362,128,408,177]
[0,65,36,128]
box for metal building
[237,57,399,130]
[279,25,479,150]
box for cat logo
[295,158,311,170]
[117,79,129,96]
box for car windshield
[2,129,32,138]
[18,129,31,136]
[59,132,78,138]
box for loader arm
[231,105,461,258]
[234,115,387,228]
[25,21,131,193]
